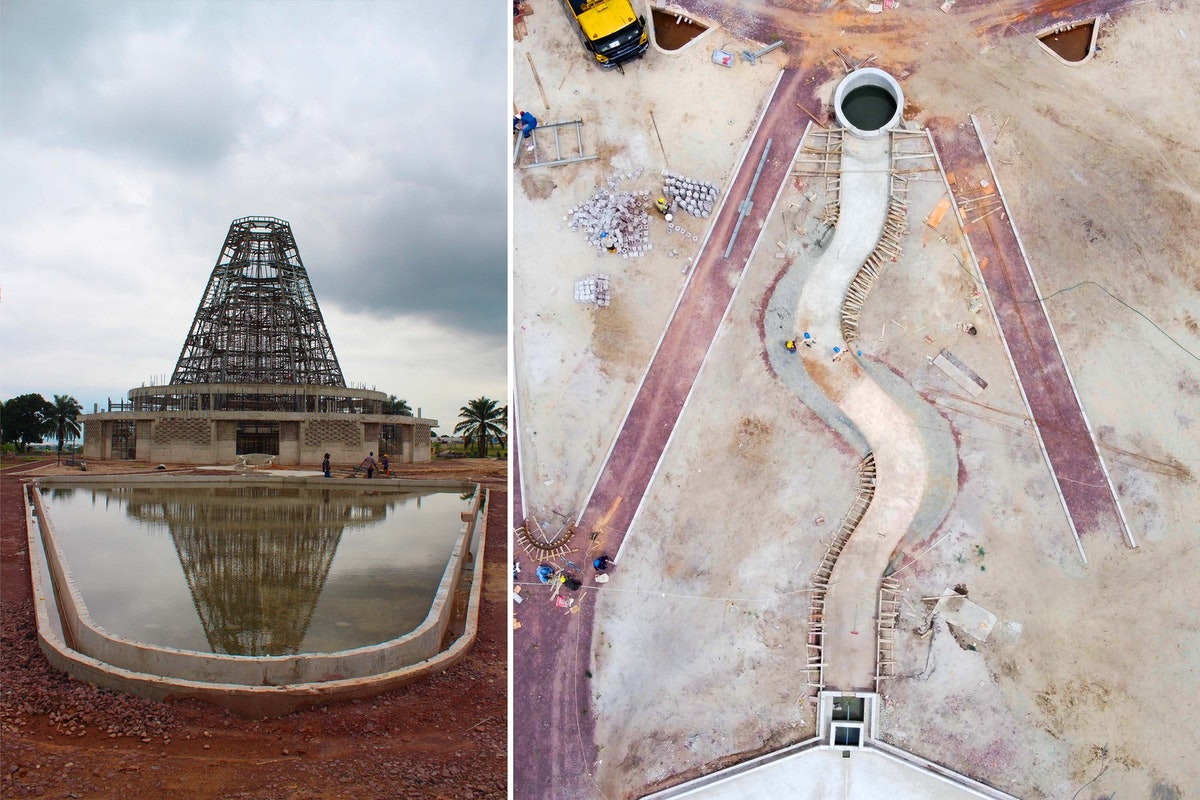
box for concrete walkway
[822,376,929,690]
[794,135,890,350]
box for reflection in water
[121,487,393,655]
[41,484,463,654]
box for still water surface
[40,484,467,656]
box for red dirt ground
[1,458,507,799]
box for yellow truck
[561,0,649,68]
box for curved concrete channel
[25,476,490,718]
[786,132,954,692]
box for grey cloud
[2,2,253,169]
[307,199,506,339]
[1,0,509,424]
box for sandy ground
[514,0,1200,798]
[512,5,780,524]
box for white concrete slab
[794,134,890,349]
[934,591,998,642]
[653,746,1002,799]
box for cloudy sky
[0,0,508,431]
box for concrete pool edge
[29,479,477,683]
[25,478,489,718]
[29,472,476,490]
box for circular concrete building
[834,68,905,139]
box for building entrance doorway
[237,422,279,455]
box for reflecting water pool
[39,484,468,656]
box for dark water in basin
[842,85,897,130]
[1039,22,1094,62]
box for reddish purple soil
[929,121,1129,552]
[513,68,814,800]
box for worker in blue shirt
[513,110,538,139]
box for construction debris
[932,588,997,642]
[932,348,988,397]
[566,170,652,255]
[661,170,721,219]
[574,274,612,307]
[742,40,785,65]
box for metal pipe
[742,40,785,65]
[724,138,773,258]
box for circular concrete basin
[834,68,904,138]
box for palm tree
[383,395,412,416]
[453,397,507,458]
[46,394,83,465]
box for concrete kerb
[513,393,529,523]
[24,472,477,491]
[1033,17,1101,67]
[926,127,1086,565]
[578,69,788,525]
[25,478,487,717]
[614,122,812,565]
[645,2,718,57]
[969,114,1136,550]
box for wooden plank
[925,195,951,230]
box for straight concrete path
[930,118,1133,561]
[513,68,812,800]
[512,400,525,524]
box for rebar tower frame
[172,217,345,386]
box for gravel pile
[1,599,177,744]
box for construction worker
[601,232,618,253]
[785,339,797,352]
[654,196,674,223]
[513,109,538,151]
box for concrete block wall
[135,421,153,461]
[82,415,435,465]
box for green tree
[453,397,507,458]
[0,393,54,453]
[383,395,412,416]
[46,394,83,464]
